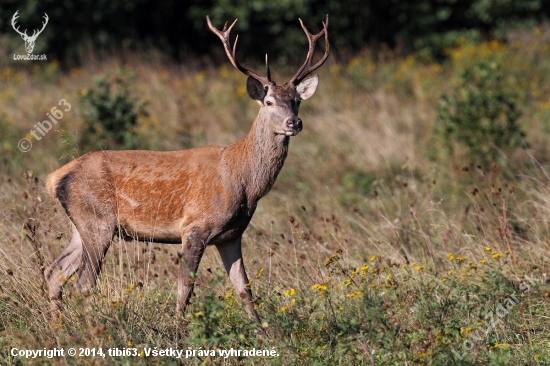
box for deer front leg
[176,228,207,315]
[215,237,261,324]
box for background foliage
[1,0,550,65]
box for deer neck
[224,110,289,207]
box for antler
[206,15,272,86]
[11,11,49,40]
[31,13,49,39]
[289,14,330,85]
[11,11,28,37]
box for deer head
[207,15,329,137]
[12,11,49,54]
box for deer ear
[296,74,319,100]
[246,76,267,101]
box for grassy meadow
[3,27,550,365]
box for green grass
[2,29,550,365]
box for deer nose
[285,117,302,130]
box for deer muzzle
[283,117,302,136]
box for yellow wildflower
[346,291,363,298]
[325,252,340,264]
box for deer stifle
[44,15,329,327]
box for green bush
[79,69,148,151]
[436,61,528,165]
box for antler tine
[207,15,271,85]
[290,14,330,85]
[265,54,271,81]
[11,10,18,26]
[11,10,28,37]
[33,12,49,37]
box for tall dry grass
[1,27,550,364]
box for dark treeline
[1,0,549,67]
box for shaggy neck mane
[223,108,289,206]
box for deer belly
[119,219,183,243]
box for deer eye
[266,101,273,106]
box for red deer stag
[45,15,329,325]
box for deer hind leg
[216,237,261,324]
[45,222,83,305]
[75,217,116,294]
